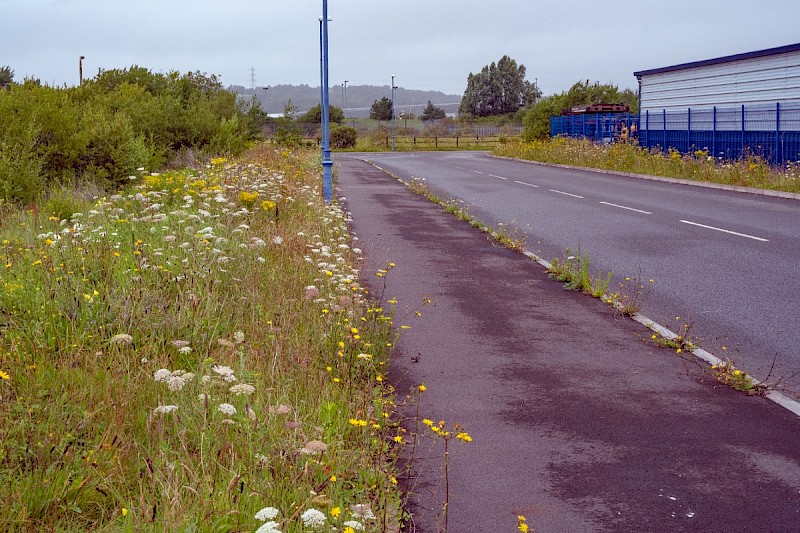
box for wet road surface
[337,155,800,533]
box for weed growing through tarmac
[606,271,654,316]
[548,248,612,298]
[0,146,404,531]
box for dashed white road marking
[514,180,539,187]
[489,174,507,180]
[599,201,652,215]
[680,220,769,242]
[473,170,484,175]
[549,189,584,199]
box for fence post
[456,136,459,147]
[741,105,745,159]
[595,113,600,141]
[712,106,716,158]
[413,137,416,147]
[776,102,781,164]
[435,136,438,148]
[687,107,692,153]
[663,109,667,153]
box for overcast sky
[3,0,799,100]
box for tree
[459,55,540,118]
[369,97,393,121]
[523,80,639,140]
[298,104,344,124]
[0,66,14,89]
[421,101,446,121]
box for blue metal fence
[551,102,800,164]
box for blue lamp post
[320,1,333,202]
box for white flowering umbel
[300,508,326,528]
[254,506,279,521]
[217,403,237,416]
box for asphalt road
[344,151,800,390]
[335,156,800,532]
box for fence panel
[552,102,800,164]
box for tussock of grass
[493,137,800,193]
[0,146,400,531]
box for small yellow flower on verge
[331,507,341,518]
[122,508,129,517]
[418,384,426,392]
[0,370,9,380]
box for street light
[320,2,333,202]
[343,80,349,119]
[79,55,85,86]
[391,75,396,152]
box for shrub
[330,125,357,149]
[0,123,44,205]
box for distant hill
[230,84,462,118]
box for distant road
[341,151,800,388]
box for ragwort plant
[0,146,402,532]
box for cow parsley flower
[255,522,281,533]
[229,383,255,396]
[233,330,245,343]
[154,369,171,382]
[343,521,365,531]
[300,508,326,528]
[218,403,237,416]
[153,405,178,414]
[254,506,280,521]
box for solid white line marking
[489,174,507,180]
[680,220,769,242]
[514,180,539,188]
[599,201,652,215]
[550,189,584,199]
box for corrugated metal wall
[639,50,800,113]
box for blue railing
[551,102,800,164]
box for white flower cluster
[154,368,195,391]
[212,365,237,383]
[300,508,326,528]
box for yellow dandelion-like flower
[331,507,341,518]
[418,384,426,392]
[122,508,128,517]
[422,419,433,427]
[456,432,472,442]
[330,475,337,482]
[676,348,682,353]
[0,370,10,380]
[393,435,405,444]
[733,369,742,376]
[344,528,355,533]
[391,476,398,485]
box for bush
[0,123,44,205]
[330,125,357,149]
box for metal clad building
[634,43,800,113]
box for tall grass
[493,137,800,193]
[0,146,400,532]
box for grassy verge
[0,146,401,532]
[492,137,800,193]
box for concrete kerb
[490,154,800,202]
[353,156,800,419]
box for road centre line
[489,174,507,180]
[549,189,584,199]
[473,170,485,175]
[680,220,769,242]
[599,201,652,215]
[514,180,539,188]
